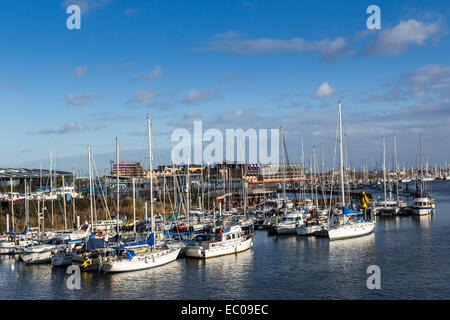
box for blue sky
[1,0,450,172]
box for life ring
[219,228,224,234]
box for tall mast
[187,157,190,218]
[62,175,67,230]
[38,162,42,238]
[309,152,312,198]
[420,134,424,190]
[25,180,29,231]
[88,146,95,233]
[382,136,387,202]
[393,133,399,203]
[132,177,136,236]
[147,117,154,238]
[72,169,76,228]
[50,149,54,228]
[280,127,286,199]
[10,177,15,232]
[313,147,318,210]
[300,138,304,202]
[53,147,57,228]
[116,137,120,237]
[321,142,326,210]
[338,101,345,208]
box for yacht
[327,207,375,240]
[185,225,253,258]
[273,211,305,235]
[0,235,36,255]
[372,199,400,216]
[412,135,436,216]
[100,245,181,273]
[412,190,435,216]
[296,217,329,236]
[326,101,375,241]
[19,243,61,264]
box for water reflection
[328,233,375,254]
[411,215,433,228]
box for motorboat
[185,225,253,258]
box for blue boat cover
[86,238,105,251]
[125,250,136,260]
[1,225,29,236]
[343,206,361,216]
[113,233,155,250]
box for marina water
[1,181,449,300]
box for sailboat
[0,182,36,254]
[327,101,375,241]
[412,134,435,216]
[372,136,400,216]
[0,226,35,255]
[19,243,61,264]
[100,117,181,272]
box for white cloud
[93,124,106,131]
[58,122,89,134]
[368,64,450,102]
[182,89,219,104]
[28,122,89,135]
[132,66,163,81]
[241,1,258,9]
[221,72,240,80]
[66,92,95,106]
[127,88,158,104]
[362,19,445,56]
[74,66,88,78]
[202,32,350,61]
[124,7,140,16]
[183,111,201,119]
[313,82,337,98]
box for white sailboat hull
[0,240,36,255]
[20,250,54,264]
[327,221,375,240]
[186,237,253,259]
[19,244,60,263]
[101,248,181,273]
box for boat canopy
[86,238,105,252]
[114,233,155,250]
[1,225,28,236]
[125,250,136,260]
[343,207,361,216]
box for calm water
[1,181,449,300]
